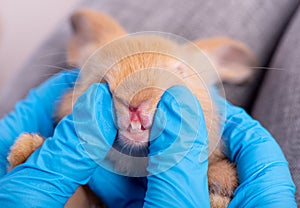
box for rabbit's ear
[193,37,257,84]
[67,9,126,67]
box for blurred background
[0,0,80,90]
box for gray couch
[1,0,299,205]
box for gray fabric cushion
[0,0,299,118]
[252,7,300,205]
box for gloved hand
[0,68,296,207]
[89,86,210,208]
[216,98,297,207]
[0,83,117,207]
[144,88,297,207]
[144,86,210,207]
[0,69,79,176]
[0,70,147,207]
[90,87,297,207]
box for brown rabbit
[7,9,256,208]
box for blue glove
[0,83,117,207]
[0,69,79,176]
[146,87,297,207]
[218,100,297,207]
[144,86,210,207]
[90,87,297,207]
[89,167,147,207]
[0,70,147,207]
[1,68,295,207]
[89,86,210,208]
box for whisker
[29,67,73,74]
[31,64,72,71]
[34,51,69,59]
[140,145,148,156]
[129,146,133,156]
[32,73,79,81]
[38,60,78,68]
[119,144,127,154]
[181,73,200,80]
[248,66,286,71]
[37,72,79,76]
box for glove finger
[148,85,208,174]
[73,83,117,163]
[145,86,210,208]
[89,166,146,208]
